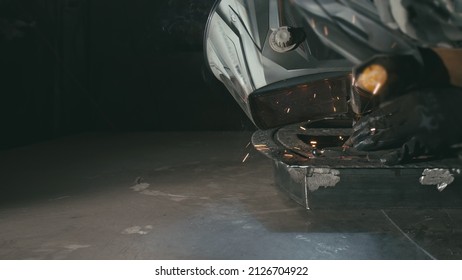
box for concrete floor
[0,131,461,260]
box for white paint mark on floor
[122,225,153,235]
[154,166,173,172]
[242,225,254,230]
[63,244,91,251]
[315,242,348,255]
[130,183,151,192]
[140,190,189,201]
[131,182,209,201]
[296,235,312,243]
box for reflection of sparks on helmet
[283,153,294,159]
[300,126,306,131]
[310,19,316,29]
[310,140,317,148]
[352,14,357,24]
[242,153,250,163]
[372,83,381,95]
[285,108,291,114]
[323,26,329,36]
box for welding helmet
[203,0,420,129]
[376,0,462,48]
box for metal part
[306,168,340,191]
[269,26,296,52]
[253,120,462,209]
[269,26,306,53]
[420,169,455,192]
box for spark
[283,153,294,159]
[323,26,329,36]
[242,153,250,163]
[373,83,381,95]
[390,42,397,49]
[254,144,269,151]
[339,136,344,141]
[352,14,357,24]
[285,108,291,114]
[299,126,307,131]
[245,142,251,148]
[333,106,337,112]
[310,140,318,148]
[314,93,317,99]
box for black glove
[346,87,462,164]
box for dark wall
[0,0,255,150]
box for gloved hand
[345,87,462,164]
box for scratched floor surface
[0,132,461,259]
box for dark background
[0,0,255,150]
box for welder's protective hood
[203,0,419,129]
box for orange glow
[356,64,387,94]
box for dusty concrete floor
[0,131,461,260]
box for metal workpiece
[252,122,462,209]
